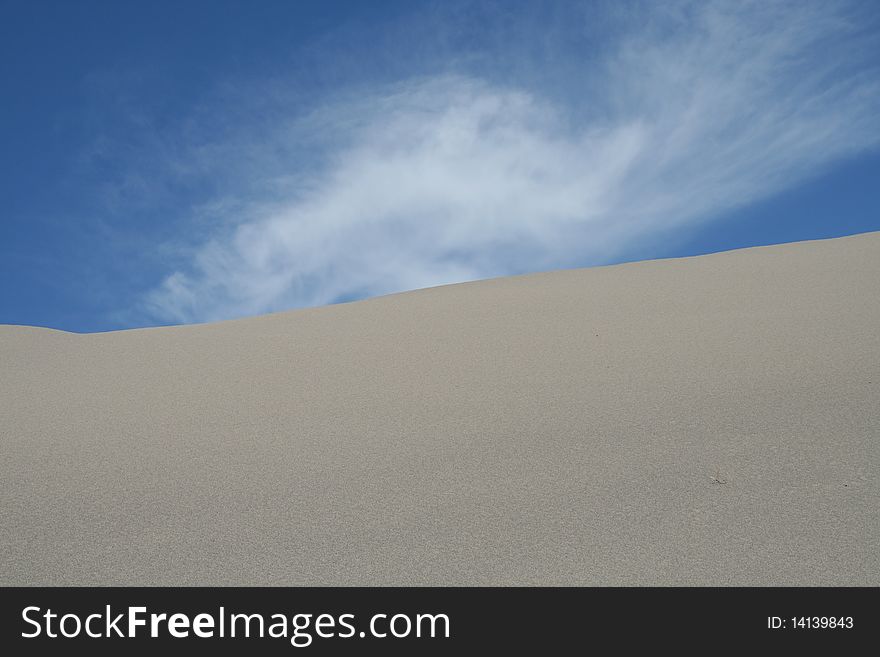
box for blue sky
[2,0,879,333]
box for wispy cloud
[142,0,880,324]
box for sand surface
[2,233,878,585]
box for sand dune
[2,232,879,585]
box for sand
[1,232,878,586]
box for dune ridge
[2,232,879,585]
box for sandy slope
[2,232,878,586]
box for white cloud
[143,0,880,324]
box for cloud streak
[143,0,880,324]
